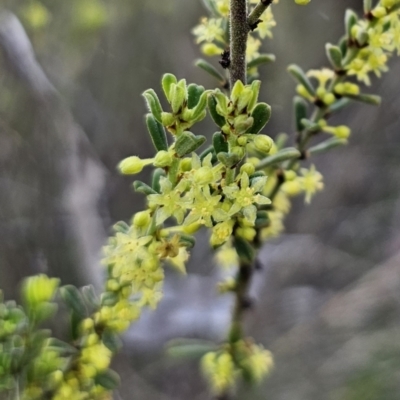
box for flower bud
[201,43,223,56]
[161,112,175,126]
[253,135,273,154]
[323,93,336,105]
[231,80,245,104]
[193,166,214,184]
[154,151,173,167]
[240,163,255,176]
[133,210,151,227]
[22,274,60,306]
[180,158,192,172]
[371,6,387,18]
[236,227,257,241]
[118,156,145,175]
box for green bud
[240,163,255,176]
[161,112,175,127]
[154,151,173,167]
[253,135,273,154]
[146,114,168,150]
[231,80,245,104]
[213,90,229,116]
[175,131,206,157]
[193,166,214,184]
[181,108,194,122]
[118,156,145,175]
[171,84,186,114]
[22,274,60,307]
[235,115,254,135]
[180,158,192,171]
[133,211,151,227]
[237,87,253,113]
[162,73,177,102]
[142,89,163,122]
[247,102,271,134]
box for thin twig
[247,0,273,31]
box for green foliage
[1,0,400,399]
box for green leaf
[175,131,206,157]
[81,285,99,310]
[213,132,228,154]
[233,237,254,264]
[166,338,217,360]
[287,64,315,96]
[102,330,122,353]
[217,152,241,168]
[142,89,163,122]
[208,95,226,128]
[145,114,168,152]
[195,59,225,83]
[191,91,208,120]
[47,338,78,355]
[152,168,166,193]
[247,102,271,134]
[326,43,343,70]
[133,181,157,195]
[178,234,196,248]
[161,73,177,102]
[345,93,381,105]
[187,84,205,109]
[327,97,350,113]
[199,145,216,162]
[100,292,119,307]
[345,9,358,39]
[308,137,348,155]
[247,54,276,70]
[256,148,301,170]
[95,369,121,390]
[293,96,308,132]
[60,286,86,319]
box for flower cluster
[201,339,273,394]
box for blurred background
[1,0,400,399]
